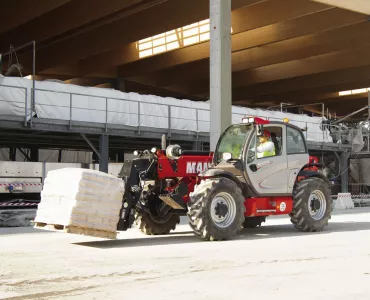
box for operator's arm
[257,141,275,153]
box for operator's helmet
[263,130,271,138]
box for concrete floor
[1,208,370,300]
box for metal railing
[0,84,212,137]
[0,83,352,143]
[0,84,28,126]
[264,116,334,143]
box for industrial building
[2,1,370,299]
[1,0,370,206]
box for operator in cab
[256,130,275,158]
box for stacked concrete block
[34,168,125,233]
[334,193,354,210]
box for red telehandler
[118,117,331,241]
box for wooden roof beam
[78,0,267,76]
[0,0,144,52]
[23,0,258,73]
[127,7,366,88]
[171,42,370,97]
[312,0,370,15]
[232,65,370,100]
[241,80,370,104]
[0,0,71,34]
[116,0,333,78]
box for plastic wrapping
[34,168,125,232]
[0,75,332,142]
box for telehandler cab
[187,117,332,241]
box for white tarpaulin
[0,75,332,142]
[0,75,33,119]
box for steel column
[193,140,202,151]
[209,0,232,150]
[340,151,350,193]
[99,134,109,173]
[30,147,39,162]
[368,91,370,119]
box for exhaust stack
[161,134,166,150]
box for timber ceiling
[1,0,370,117]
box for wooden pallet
[33,222,117,239]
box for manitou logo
[186,162,211,174]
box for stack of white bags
[34,168,125,233]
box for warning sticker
[279,202,286,212]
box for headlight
[151,147,157,153]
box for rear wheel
[243,216,266,228]
[290,177,332,232]
[187,178,245,241]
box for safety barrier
[0,83,340,142]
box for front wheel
[134,210,179,235]
[290,177,332,232]
[187,178,245,241]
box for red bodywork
[245,156,321,217]
[243,116,270,125]
[156,150,214,203]
[245,197,293,216]
[154,150,320,217]
[156,151,214,179]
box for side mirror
[256,124,264,137]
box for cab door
[286,126,309,193]
[245,125,289,195]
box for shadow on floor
[74,220,370,249]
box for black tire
[187,177,245,241]
[243,216,266,228]
[290,177,332,232]
[134,210,180,235]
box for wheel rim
[308,190,326,220]
[210,192,237,228]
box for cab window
[216,124,252,162]
[287,127,307,154]
[256,126,282,159]
[247,126,283,162]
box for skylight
[136,19,233,58]
[339,88,370,96]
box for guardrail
[33,87,215,138]
[0,83,347,143]
[0,84,28,126]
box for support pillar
[58,150,62,163]
[193,140,203,151]
[340,151,350,193]
[99,134,109,173]
[9,148,16,161]
[209,0,232,151]
[30,147,39,162]
[368,91,370,119]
